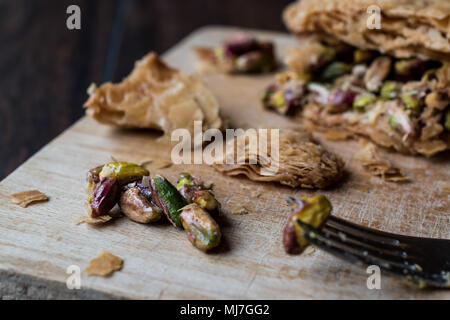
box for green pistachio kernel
[353,49,373,64]
[389,116,398,128]
[291,195,332,250]
[353,93,376,112]
[401,92,422,110]
[271,90,285,108]
[320,62,352,82]
[380,81,401,100]
[152,175,187,228]
[214,46,225,61]
[180,204,221,252]
[176,172,195,190]
[99,162,149,185]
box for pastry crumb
[10,190,48,208]
[85,250,123,277]
[303,246,316,256]
[231,205,249,215]
[251,191,262,199]
[74,215,112,225]
[354,142,409,182]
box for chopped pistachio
[320,62,351,82]
[353,49,373,64]
[389,116,398,128]
[261,84,276,104]
[296,72,311,82]
[380,81,401,100]
[270,90,285,108]
[425,90,450,110]
[401,92,422,110]
[177,172,219,212]
[176,172,195,190]
[214,46,225,61]
[319,47,337,65]
[291,195,332,250]
[353,93,376,112]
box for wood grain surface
[0,27,449,300]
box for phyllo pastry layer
[284,0,450,61]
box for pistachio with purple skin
[221,34,276,73]
[90,177,120,217]
[235,51,273,73]
[224,35,259,56]
[327,89,358,107]
[283,197,306,254]
[177,173,219,213]
[261,84,277,105]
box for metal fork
[295,216,450,288]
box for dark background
[0,0,291,180]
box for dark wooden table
[0,0,291,180]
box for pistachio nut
[353,49,374,64]
[180,204,221,252]
[319,62,352,83]
[119,187,162,224]
[401,92,423,110]
[353,92,376,112]
[177,173,219,213]
[90,177,120,217]
[99,162,149,185]
[283,197,306,254]
[380,81,401,100]
[291,195,332,253]
[151,175,187,228]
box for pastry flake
[213,128,344,189]
[354,142,409,182]
[84,53,221,139]
[10,190,48,208]
[85,251,123,277]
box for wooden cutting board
[1,26,449,300]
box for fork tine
[327,216,402,246]
[295,219,450,288]
[322,225,410,263]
